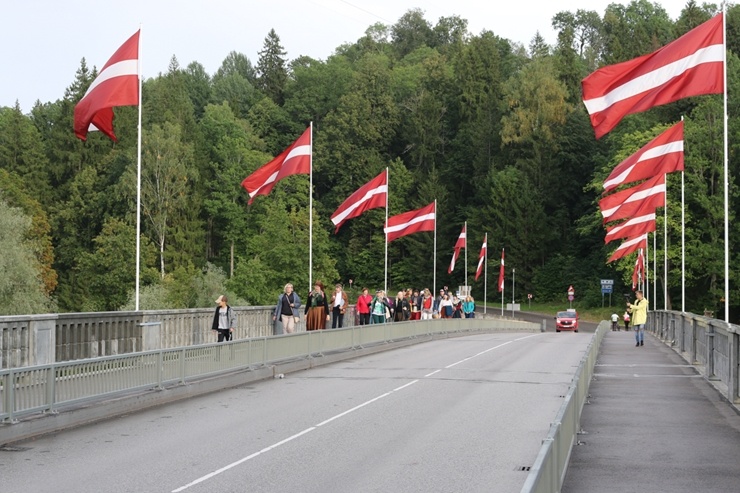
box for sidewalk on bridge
[562,328,740,493]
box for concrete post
[30,314,57,366]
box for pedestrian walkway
[562,328,740,493]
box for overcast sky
[2,0,689,112]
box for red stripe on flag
[241,127,311,204]
[331,171,387,233]
[74,30,140,141]
[582,14,723,138]
[384,202,436,242]
[603,121,683,192]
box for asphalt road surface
[1,331,594,493]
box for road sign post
[567,285,575,308]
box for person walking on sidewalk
[610,312,619,331]
[627,290,648,347]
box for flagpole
[464,221,468,295]
[135,26,143,312]
[652,231,656,303]
[384,167,389,294]
[433,200,437,296]
[664,173,668,310]
[723,4,730,322]
[501,249,504,317]
[309,121,313,292]
[681,170,686,313]
[484,233,488,314]
[645,234,650,295]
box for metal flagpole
[723,4,730,322]
[135,25,143,312]
[464,221,468,295]
[384,167,389,294]
[682,170,686,313]
[645,235,650,295]
[501,248,504,317]
[484,233,488,314]
[511,268,515,318]
[664,173,668,310]
[681,117,686,313]
[433,200,437,296]
[653,230,656,303]
[309,121,313,292]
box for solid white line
[425,369,442,377]
[445,333,540,369]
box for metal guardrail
[0,317,537,423]
[521,322,607,493]
[648,310,740,407]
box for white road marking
[172,333,538,492]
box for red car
[555,310,579,332]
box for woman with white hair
[273,283,301,334]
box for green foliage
[0,199,55,315]
[4,4,740,320]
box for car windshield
[557,311,575,318]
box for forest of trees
[1,1,738,319]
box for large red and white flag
[498,248,505,292]
[447,224,466,274]
[241,127,311,204]
[600,174,666,223]
[74,30,140,141]
[475,234,487,281]
[331,171,387,233]
[603,121,683,192]
[604,211,656,244]
[632,248,645,290]
[607,234,648,263]
[384,202,436,242]
[582,14,723,139]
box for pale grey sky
[1,0,689,112]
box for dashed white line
[172,333,538,492]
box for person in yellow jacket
[627,290,648,347]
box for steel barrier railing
[0,317,538,423]
[647,310,739,407]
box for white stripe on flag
[608,214,656,236]
[331,185,388,226]
[284,144,311,161]
[601,183,666,218]
[583,45,724,114]
[249,171,279,199]
[83,60,139,97]
[384,213,436,234]
[603,141,683,189]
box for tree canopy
[1,2,738,319]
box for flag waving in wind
[447,224,466,273]
[603,121,683,192]
[475,234,487,281]
[241,127,311,204]
[331,170,387,233]
[498,248,505,292]
[74,30,140,141]
[384,202,436,242]
[582,14,723,138]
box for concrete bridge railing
[0,305,360,369]
[648,310,740,408]
[0,316,539,445]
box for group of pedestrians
[211,282,479,340]
[270,282,477,332]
